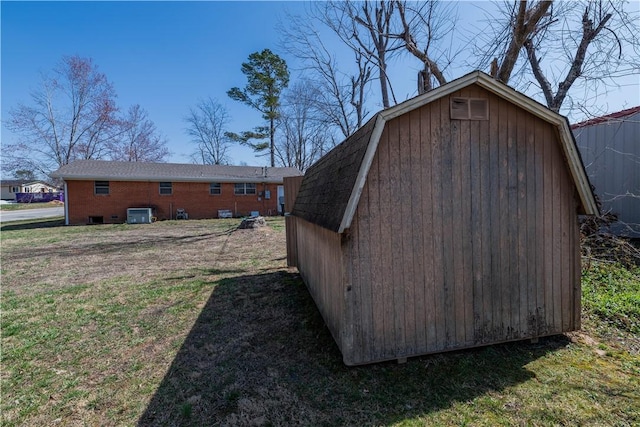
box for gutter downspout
[63,181,69,225]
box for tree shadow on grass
[138,270,571,426]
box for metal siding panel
[575,112,640,236]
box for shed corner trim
[338,114,387,234]
[558,119,599,215]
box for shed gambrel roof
[292,116,378,231]
[292,71,598,234]
[51,160,302,183]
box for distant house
[572,106,640,237]
[51,160,302,225]
[286,71,597,366]
[0,180,59,201]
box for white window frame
[159,182,173,195]
[234,183,256,195]
[94,181,110,195]
[210,183,221,195]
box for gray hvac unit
[127,208,153,224]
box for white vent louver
[450,97,488,120]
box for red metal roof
[571,106,640,129]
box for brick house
[51,160,302,225]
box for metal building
[573,106,640,238]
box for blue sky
[2,1,310,166]
[2,1,639,169]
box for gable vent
[450,97,469,119]
[450,97,488,120]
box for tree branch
[524,39,554,107]
[496,0,552,83]
[551,7,612,110]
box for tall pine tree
[227,49,289,167]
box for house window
[210,183,221,195]
[159,182,173,195]
[10,186,19,193]
[94,181,110,195]
[450,97,489,120]
[234,183,256,195]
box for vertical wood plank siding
[294,219,347,359]
[284,176,304,267]
[345,87,581,364]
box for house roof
[292,71,598,234]
[0,179,49,187]
[1,179,30,187]
[571,106,640,129]
[51,160,302,183]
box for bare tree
[394,1,459,93]
[312,1,458,104]
[491,1,553,84]
[524,1,639,112]
[475,1,639,113]
[319,0,400,108]
[471,1,553,85]
[184,98,232,165]
[275,81,330,171]
[279,11,372,139]
[107,105,169,162]
[5,55,119,175]
[13,169,36,181]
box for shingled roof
[292,115,378,232]
[51,160,301,183]
[292,71,598,234]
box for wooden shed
[286,71,597,366]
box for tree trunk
[270,117,275,167]
[379,56,390,108]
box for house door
[277,185,285,214]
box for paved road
[0,206,65,223]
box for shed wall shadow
[138,270,570,426]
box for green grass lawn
[1,218,638,426]
[0,201,63,211]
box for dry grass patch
[2,217,638,426]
